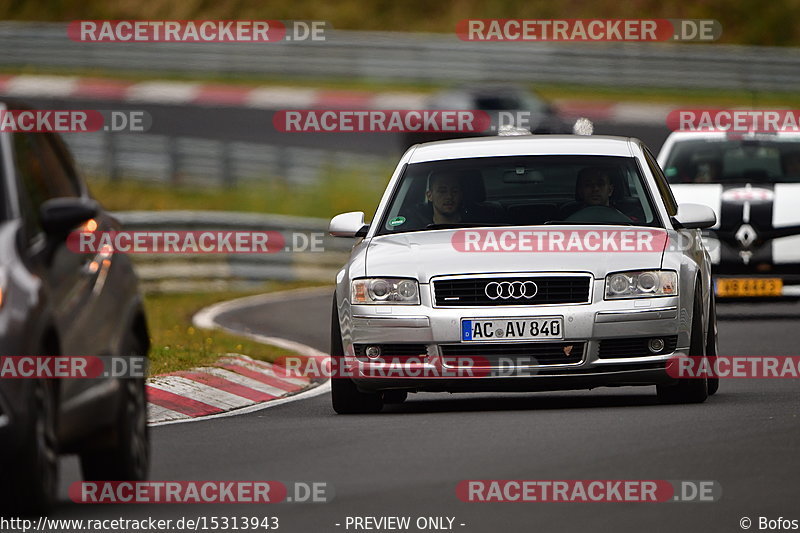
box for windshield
[663,138,800,184]
[377,155,659,235]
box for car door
[11,132,111,433]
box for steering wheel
[564,205,633,224]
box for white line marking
[126,81,201,104]
[5,75,79,97]
[245,87,318,108]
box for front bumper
[343,279,687,392]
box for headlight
[605,270,678,299]
[352,278,420,305]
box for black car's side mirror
[39,197,99,236]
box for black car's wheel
[706,293,719,396]
[80,333,150,481]
[657,284,709,404]
[3,379,59,515]
[330,295,383,414]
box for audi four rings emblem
[484,281,538,300]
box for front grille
[433,276,591,306]
[598,336,678,359]
[440,342,584,366]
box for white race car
[658,131,800,299]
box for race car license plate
[461,317,563,342]
[715,278,783,297]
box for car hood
[365,226,667,282]
[671,183,800,232]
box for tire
[80,333,150,481]
[657,283,709,404]
[706,293,720,396]
[330,295,383,414]
[2,379,59,515]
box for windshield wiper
[543,220,634,226]
[425,222,513,230]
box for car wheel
[330,295,383,414]
[80,333,150,481]
[706,293,719,396]
[3,378,59,515]
[657,284,709,404]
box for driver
[426,171,464,224]
[575,166,614,207]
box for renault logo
[484,281,538,300]
[735,223,758,248]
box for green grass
[87,171,389,218]
[144,282,328,375]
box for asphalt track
[53,290,800,533]
[17,97,671,156]
[40,97,797,531]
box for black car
[0,102,150,513]
[402,84,568,149]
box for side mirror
[672,203,716,230]
[329,211,369,238]
[40,197,99,236]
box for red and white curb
[0,73,672,124]
[147,287,331,426]
[0,73,425,110]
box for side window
[12,133,47,236]
[35,134,80,198]
[643,147,678,216]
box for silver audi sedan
[329,135,718,413]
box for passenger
[564,166,632,223]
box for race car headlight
[352,278,420,305]
[605,270,678,299]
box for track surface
[41,99,796,531]
[54,291,800,533]
[18,97,671,156]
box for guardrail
[114,210,352,292]
[60,130,391,187]
[2,21,800,91]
